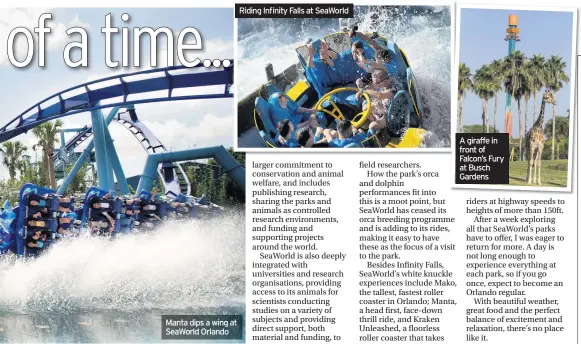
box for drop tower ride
[504,14,520,136]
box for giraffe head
[543,90,557,105]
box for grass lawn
[509,159,568,187]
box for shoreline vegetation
[0,123,245,206]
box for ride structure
[504,14,520,137]
[241,29,426,148]
[0,62,245,257]
[53,106,193,195]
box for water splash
[237,5,452,147]
[0,212,245,315]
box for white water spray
[237,6,452,147]
[0,213,245,314]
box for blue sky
[0,8,233,179]
[459,8,574,134]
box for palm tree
[489,59,504,132]
[544,115,569,160]
[528,54,546,119]
[473,65,495,132]
[17,154,31,178]
[0,141,28,180]
[458,63,473,133]
[545,55,569,160]
[503,51,528,160]
[32,120,63,189]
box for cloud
[0,9,89,66]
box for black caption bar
[161,315,243,340]
[235,3,354,18]
[455,133,509,185]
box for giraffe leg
[526,153,533,184]
[526,141,535,184]
[535,157,540,185]
[537,147,543,185]
[531,149,537,185]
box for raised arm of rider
[307,44,315,68]
[296,120,312,128]
[298,106,317,115]
[368,60,387,71]
[364,89,395,100]
[323,128,335,143]
[102,212,115,226]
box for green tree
[207,147,246,168]
[544,115,569,160]
[32,120,63,189]
[181,148,245,205]
[227,148,245,167]
[62,162,90,195]
[219,173,228,203]
[528,54,546,120]
[473,65,495,133]
[185,165,198,197]
[206,148,245,204]
[20,157,45,187]
[152,177,164,197]
[201,166,214,199]
[0,141,28,180]
[0,178,25,205]
[545,55,569,160]
[17,154,31,179]
[457,63,473,133]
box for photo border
[451,3,578,192]
[233,0,456,153]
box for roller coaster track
[0,62,234,143]
[0,63,234,196]
[53,108,192,195]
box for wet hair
[337,120,353,138]
[276,119,292,138]
[296,127,311,147]
[377,49,390,61]
[353,41,363,50]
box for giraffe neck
[534,99,546,129]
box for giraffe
[525,90,556,185]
